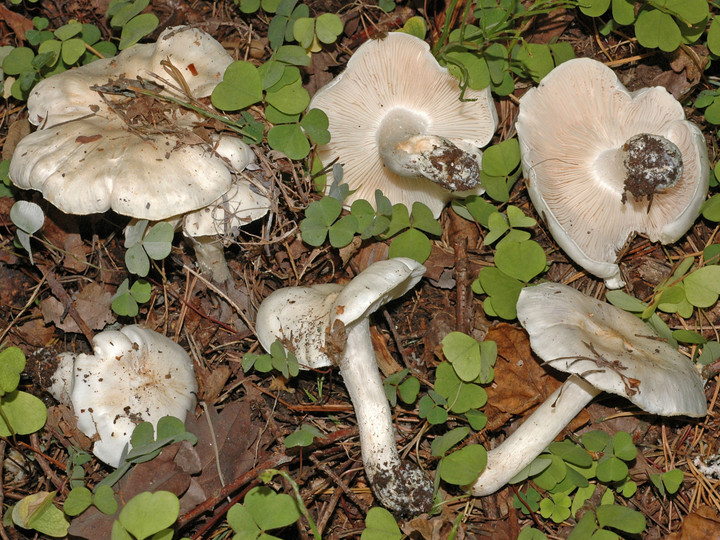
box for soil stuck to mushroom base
[621,133,683,206]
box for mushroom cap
[517,282,706,417]
[255,257,426,368]
[331,257,426,328]
[256,284,342,369]
[9,26,238,220]
[66,325,197,467]
[26,26,231,128]
[182,137,270,238]
[309,32,498,218]
[516,58,709,288]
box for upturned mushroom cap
[9,26,238,220]
[516,58,709,288]
[256,283,342,370]
[53,325,197,467]
[309,32,498,218]
[517,282,706,417]
[472,281,706,496]
[255,258,434,514]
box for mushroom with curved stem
[8,26,270,282]
[256,258,434,514]
[472,282,707,496]
[50,325,198,468]
[516,58,709,289]
[309,32,498,218]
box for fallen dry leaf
[665,505,720,539]
[41,282,114,333]
[184,399,272,499]
[484,323,590,432]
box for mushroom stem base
[338,320,434,514]
[472,374,600,496]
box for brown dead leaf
[2,118,31,161]
[16,317,56,348]
[0,5,34,41]
[371,326,404,377]
[401,504,466,540]
[665,505,720,540]
[196,364,231,403]
[67,441,201,540]
[184,399,272,499]
[484,324,590,432]
[41,282,114,333]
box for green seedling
[11,491,69,538]
[695,89,720,126]
[107,0,159,50]
[284,423,324,448]
[383,368,420,406]
[294,13,344,51]
[212,52,330,158]
[98,416,197,489]
[227,486,302,540]
[478,138,522,203]
[300,182,442,263]
[418,389,449,425]
[64,484,118,517]
[112,490,178,540]
[243,340,300,379]
[361,507,403,540]
[510,429,648,536]
[124,220,174,278]
[580,0,709,53]
[0,160,11,197]
[10,200,44,265]
[434,0,576,96]
[0,347,47,437]
[649,468,685,497]
[2,15,116,100]
[111,278,151,318]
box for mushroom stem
[377,108,481,191]
[188,235,231,283]
[339,319,434,514]
[472,374,600,497]
[621,133,683,203]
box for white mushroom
[309,32,498,218]
[256,258,434,514]
[181,137,270,282]
[8,26,270,281]
[50,325,197,468]
[516,58,709,288]
[472,282,706,496]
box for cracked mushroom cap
[517,282,706,417]
[58,325,197,467]
[9,26,239,220]
[516,58,709,288]
[309,32,498,218]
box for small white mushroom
[256,258,434,514]
[472,282,706,496]
[50,325,197,468]
[516,58,709,288]
[309,32,498,218]
[8,26,270,282]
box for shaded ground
[1,0,720,538]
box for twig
[177,453,291,528]
[43,267,95,345]
[29,433,64,492]
[0,440,10,540]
